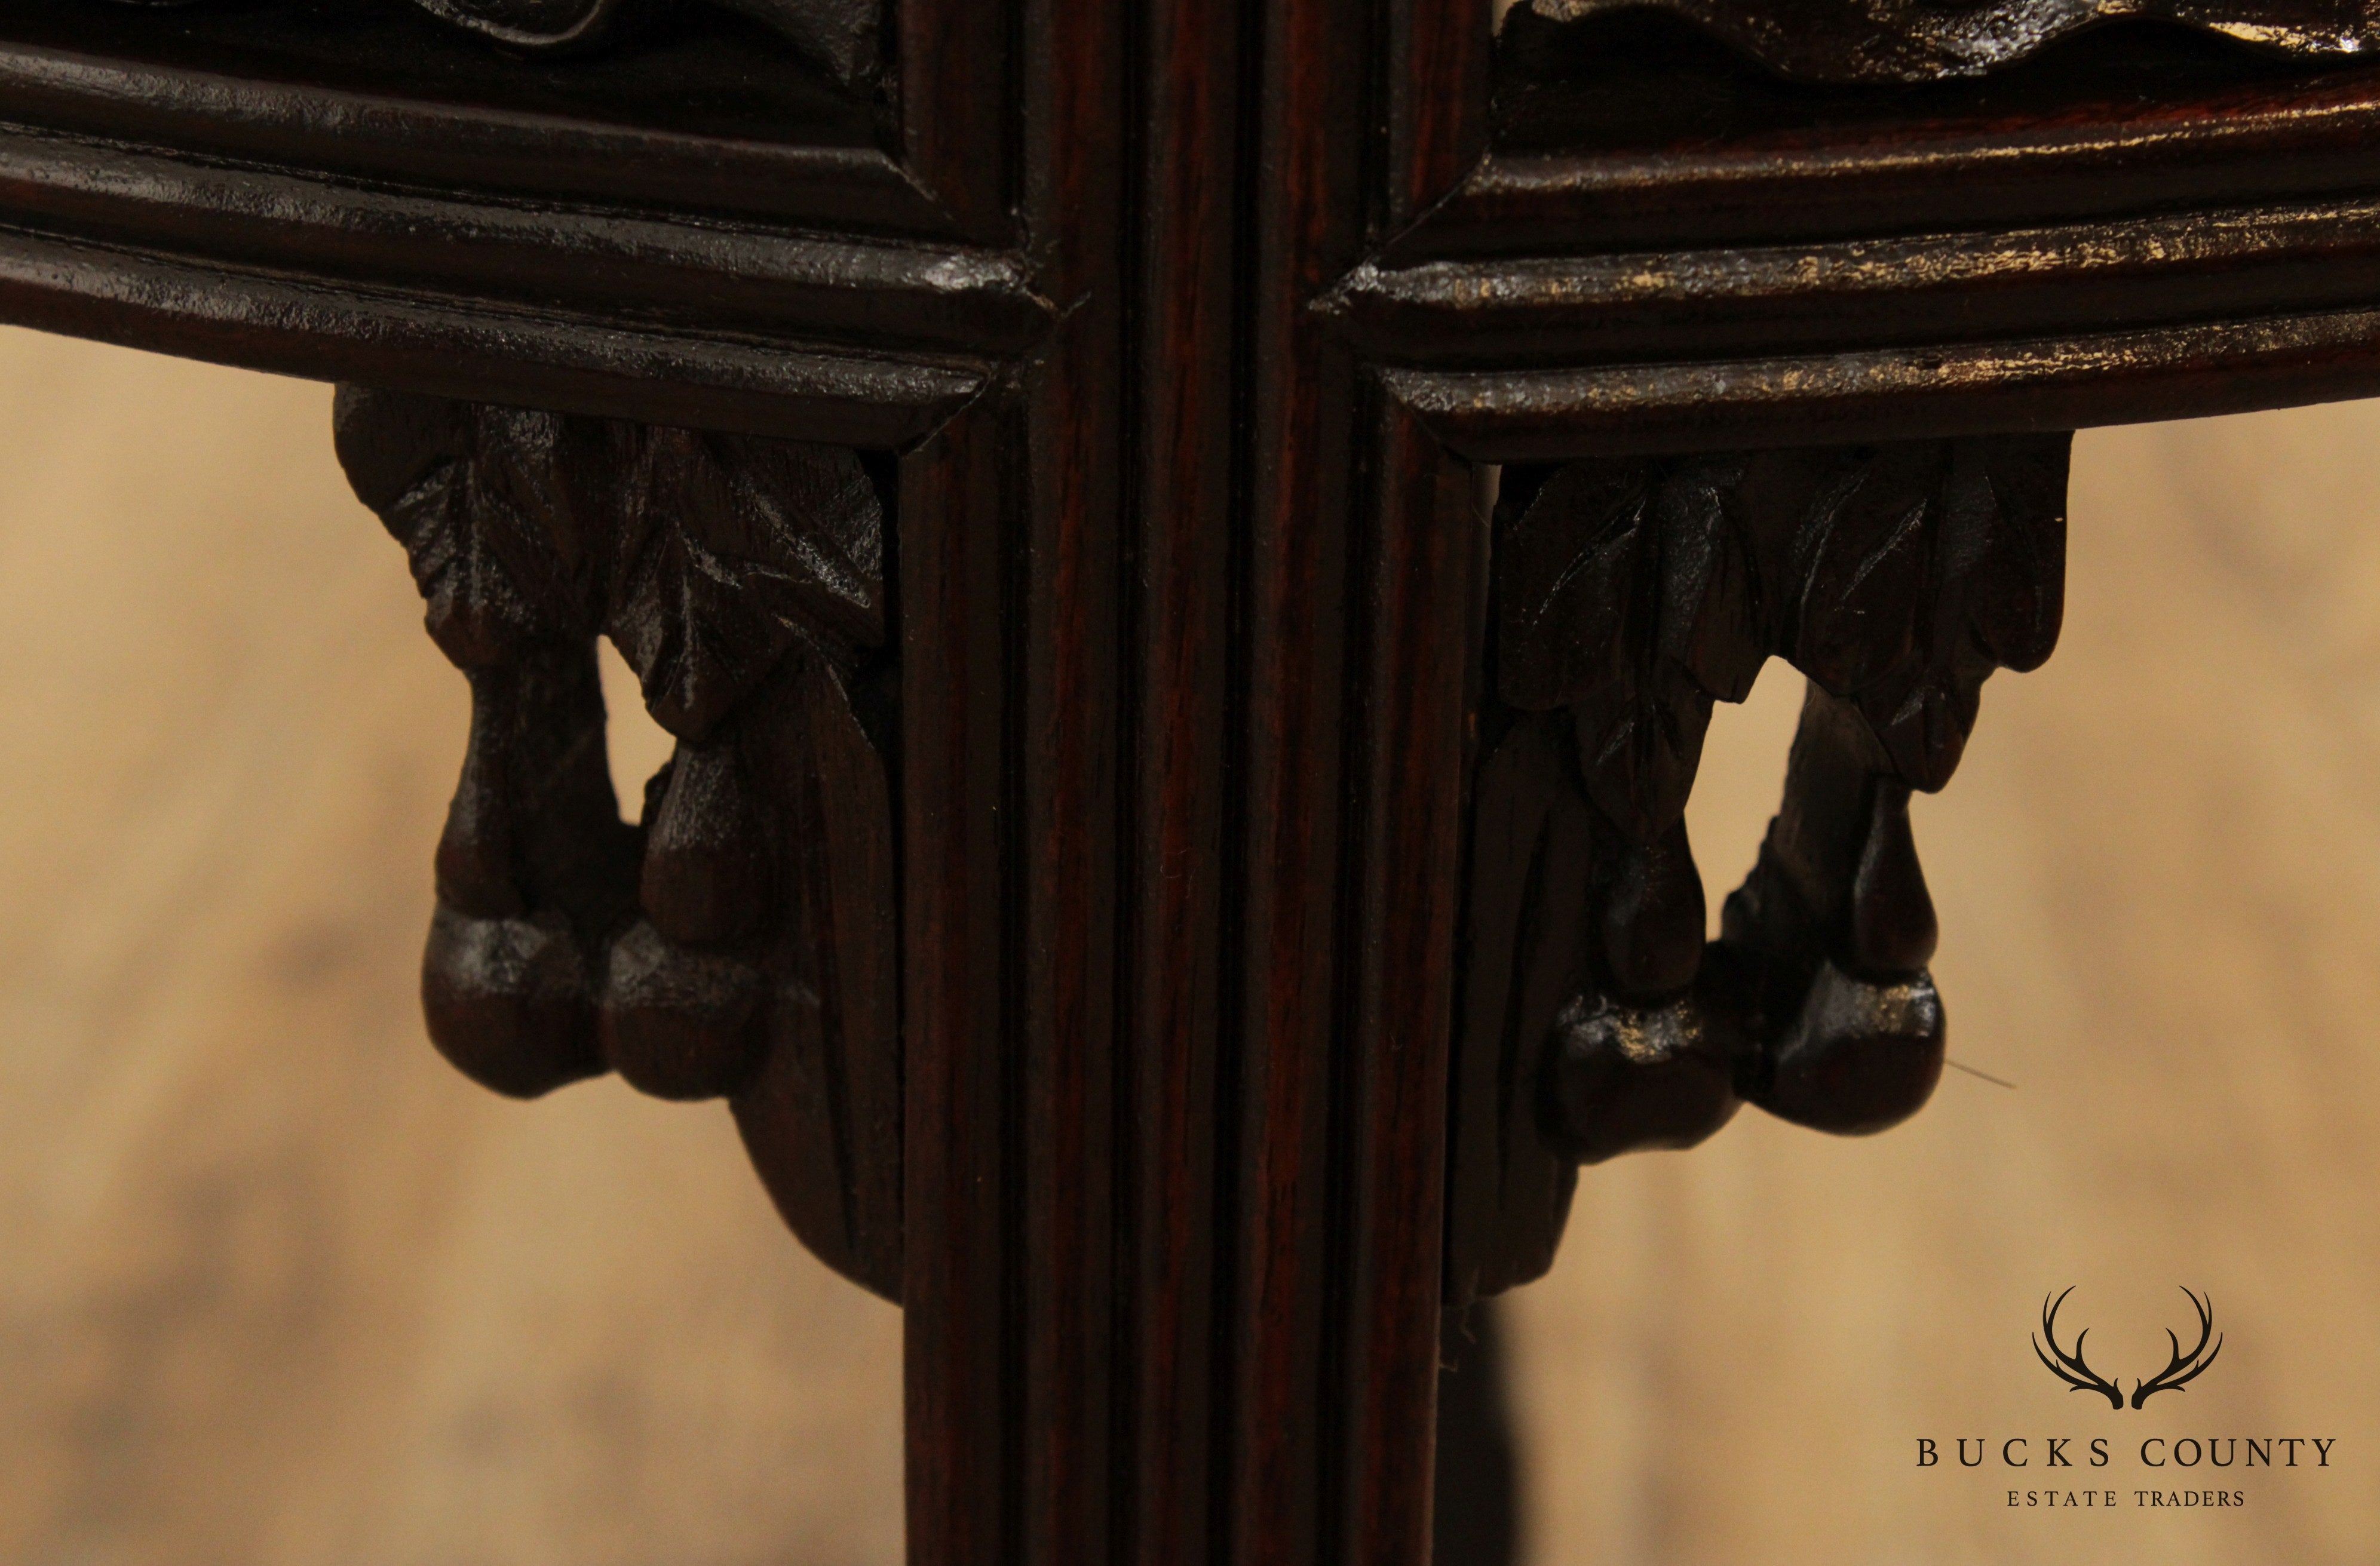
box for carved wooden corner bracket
[1449,432,2069,1304]
[334,386,901,1301]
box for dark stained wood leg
[29,1,2380,1563]
[1434,1301,1521,1566]
[336,396,2075,1566]
[898,5,1490,1562]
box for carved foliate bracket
[1447,434,2069,1304]
[336,388,901,1300]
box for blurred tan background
[0,330,903,1566]
[0,325,2375,1564]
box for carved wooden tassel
[423,645,637,1097]
[1716,684,1946,1134]
[1726,434,2067,1134]
[1445,433,2069,1306]
[1545,813,1743,1165]
[602,733,772,1100]
[335,386,634,1099]
[1490,460,1758,1166]
[340,388,904,1300]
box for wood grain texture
[0,328,901,1566]
[1117,1,1238,1557]
[891,400,1011,1566]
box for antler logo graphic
[2031,1286,2223,1411]
[2033,1286,2124,1410]
[2130,1286,2223,1410]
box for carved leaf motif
[1498,463,1649,711]
[1658,462,1770,706]
[334,389,599,669]
[1783,446,1940,702]
[1786,437,2069,790]
[602,428,885,742]
[1953,435,2069,677]
[719,0,883,85]
[1498,459,1765,840]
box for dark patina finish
[3,2,2379,1561]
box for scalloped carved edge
[1519,0,2380,82]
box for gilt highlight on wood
[7,0,2380,1562]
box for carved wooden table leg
[22,0,2380,1557]
[343,363,2072,1563]
[1433,1303,1520,1566]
